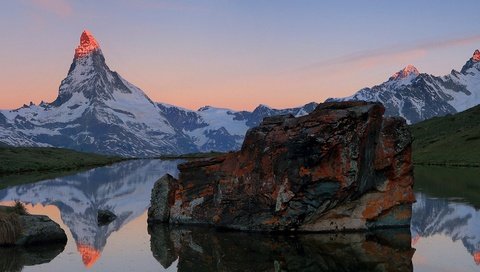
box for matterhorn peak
[74,30,101,59]
[389,65,420,81]
[472,49,480,62]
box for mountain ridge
[328,50,480,124]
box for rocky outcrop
[16,215,67,246]
[149,101,414,232]
[148,225,414,271]
[148,174,177,223]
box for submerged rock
[16,215,67,246]
[97,210,117,226]
[149,101,414,232]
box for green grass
[0,147,124,174]
[0,213,21,246]
[0,206,16,215]
[0,203,23,246]
[0,147,125,189]
[411,104,480,166]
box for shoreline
[414,162,480,168]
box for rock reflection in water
[148,225,414,272]
[0,243,65,272]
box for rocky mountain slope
[0,31,316,157]
[328,50,480,124]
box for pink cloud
[355,49,427,70]
[301,34,480,71]
[29,0,73,17]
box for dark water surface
[0,160,478,271]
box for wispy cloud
[28,0,73,17]
[116,0,206,12]
[301,34,480,71]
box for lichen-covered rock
[16,215,67,246]
[148,174,177,223]
[149,101,414,232]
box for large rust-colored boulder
[149,101,414,232]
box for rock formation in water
[148,101,415,232]
[148,225,414,271]
[0,213,67,246]
[97,210,117,226]
[16,215,67,246]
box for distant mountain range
[0,31,316,157]
[2,30,480,156]
[328,50,480,124]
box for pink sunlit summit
[389,65,420,81]
[473,49,480,62]
[74,30,101,59]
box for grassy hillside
[0,147,124,175]
[411,104,480,166]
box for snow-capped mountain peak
[460,49,480,74]
[0,30,318,156]
[389,65,419,81]
[0,30,188,156]
[472,49,480,62]
[328,51,480,124]
[75,30,101,59]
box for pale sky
[1,0,480,110]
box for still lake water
[0,160,479,271]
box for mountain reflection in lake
[0,159,180,270]
[412,166,480,272]
[0,162,479,271]
[412,193,480,269]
